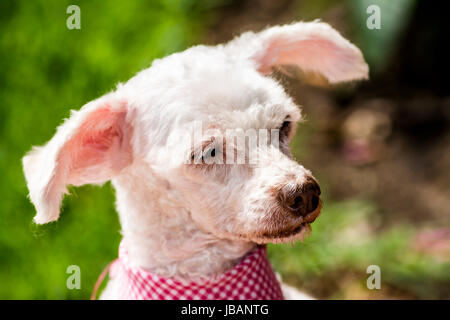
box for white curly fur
[22,21,368,299]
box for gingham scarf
[105,241,284,300]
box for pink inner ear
[257,36,368,83]
[62,103,132,186]
[73,106,123,166]
[259,38,334,72]
[23,98,133,224]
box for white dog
[23,21,368,299]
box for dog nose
[280,179,321,217]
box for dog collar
[105,240,284,300]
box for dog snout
[279,178,321,218]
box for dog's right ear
[225,21,369,84]
[22,93,133,224]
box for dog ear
[226,21,369,84]
[22,94,133,224]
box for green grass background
[0,0,448,299]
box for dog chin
[251,223,312,245]
[249,202,322,244]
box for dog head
[23,22,368,244]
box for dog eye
[190,147,217,164]
[279,121,291,140]
[203,148,216,159]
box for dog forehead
[173,53,301,129]
[124,46,301,134]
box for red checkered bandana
[107,241,284,300]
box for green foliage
[348,0,417,73]
[268,200,450,299]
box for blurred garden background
[0,0,449,299]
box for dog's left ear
[22,93,133,224]
[225,21,369,84]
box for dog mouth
[252,203,322,244]
[257,222,311,242]
[292,223,309,234]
